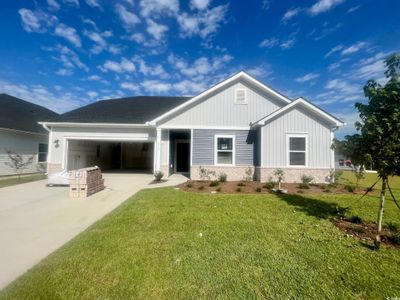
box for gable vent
[235,88,247,104]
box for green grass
[1,186,399,299]
[340,170,400,189]
[0,173,46,188]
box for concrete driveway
[0,173,187,289]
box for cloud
[56,68,73,76]
[120,82,140,92]
[43,44,88,74]
[86,74,110,85]
[262,0,271,10]
[139,0,179,17]
[115,4,140,30]
[347,5,360,13]
[47,0,61,11]
[313,22,343,41]
[18,8,57,33]
[324,44,344,58]
[259,38,279,49]
[295,73,320,83]
[100,58,136,73]
[87,91,99,99]
[246,65,273,79]
[340,41,367,55]
[280,38,296,49]
[133,57,168,78]
[63,0,79,7]
[325,79,360,96]
[309,0,346,15]
[85,0,101,9]
[174,79,206,94]
[54,23,82,47]
[190,0,210,10]
[146,19,168,40]
[141,80,171,93]
[350,52,387,81]
[282,7,302,23]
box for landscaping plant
[243,167,253,182]
[299,175,314,189]
[4,150,35,180]
[198,166,216,181]
[274,168,284,191]
[218,172,227,182]
[154,171,164,182]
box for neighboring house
[40,72,344,183]
[0,94,58,176]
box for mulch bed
[177,180,373,196]
[333,218,400,249]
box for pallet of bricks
[69,166,105,198]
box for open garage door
[67,140,154,173]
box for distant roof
[0,94,58,134]
[48,96,191,124]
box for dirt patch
[178,180,374,196]
[333,218,400,249]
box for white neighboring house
[0,94,58,176]
[40,72,344,183]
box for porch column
[155,128,162,172]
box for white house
[0,94,58,176]
[40,72,344,183]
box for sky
[0,0,399,138]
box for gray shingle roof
[48,96,191,124]
[0,94,58,134]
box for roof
[150,71,292,125]
[47,96,191,124]
[251,97,345,128]
[0,93,58,134]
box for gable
[158,79,288,128]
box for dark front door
[111,144,121,169]
[176,142,190,173]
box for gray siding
[262,106,333,168]
[192,129,255,166]
[160,80,285,127]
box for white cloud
[341,41,367,55]
[44,44,88,74]
[54,23,82,47]
[246,65,273,79]
[56,68,73,76]
[85,0,101,8]
[259,38,279,49]
[133,57,168,78]
[87,91,99,99]
[47,0,61,10]
[101,58,136,73]
[295,73,320,83]
[190,0,210,10]
[63,0,79,6]
[325,79,360,95]
[141,80,171,93]
[88,75,101,81]
[324,44,343,58]
[351,52,387,81]
[347,5,360,13]
[120,82,140,92]
[115,4,140,29]
[139,0,179,17]
[146,19,168,40]
[280,38,296,49]
[262,0,270,10]
[174,79,206,94]
[309,0,345,15]
[282,7,301,23]
[18,9,57,33]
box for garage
[67,140,154,173]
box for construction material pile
[69,166,105,198]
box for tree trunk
[375,177,387,249]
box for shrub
[349,215,363,224]
[328,169,343,186]
[345,184,356,193]
[323,188,331,193]
[237,182,246,187]
[198,186,205,190]
[299,175,314,189]
[263,177,275,190]
[389,232,400,245]
[186,183,193,188]
[216,187,221,192]
[198,166,216,181]
[386,222,399,232]
[154,171,164,182]
[243,167,253,182]
[209,180,219,187]
[236,187,242,192]
[255,187,262,192]
[274,168,284,190]
[218,172,227,182]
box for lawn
[0,173,46,188]
[1,179,399,299]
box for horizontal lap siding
[192,129,254,166]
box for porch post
[155,128,162,172]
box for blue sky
[0,0,399,138]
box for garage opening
[67,140,154,173]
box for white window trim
[234,88,247,105]
[214,134,235,166]
[286,133,308,167]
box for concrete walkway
[0,173,187,289]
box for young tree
[354,53,400,248]
[4,150,35,180]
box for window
[234,88,247,104]
[38,143,48,163]
[215,135,235,165]
[287,135,307,166]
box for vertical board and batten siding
[192,129,254,166]
[262,106,332,168]
[160,80,285,127]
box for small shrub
[386,222,399,232]
[345,184,356,193]
[255,187,262,192]
[263,177,275,190]
[349,215,363,224]
[236,187,242,192]
[237,182,246,187]
[186,183,193,188]
[389,232,400,245]
[328,169,343,186]
[243,167,253,182]
[209,180,219,187]
[323,188,331,193]
[351,225,365,234]
[198,166,216,181]
[218,172,227,182]
[274,168,284,190]
[216,187,221,192]
[299,174,314,189]
[154,171,164,182]
[198,186,205,190]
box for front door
[176,142,190,173]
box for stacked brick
[69,166,105,198]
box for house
[40,72,344,183]
[0,94,58,176]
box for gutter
[38,122,155,129]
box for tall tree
[354,53,400,248]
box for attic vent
[235,88,247,104]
